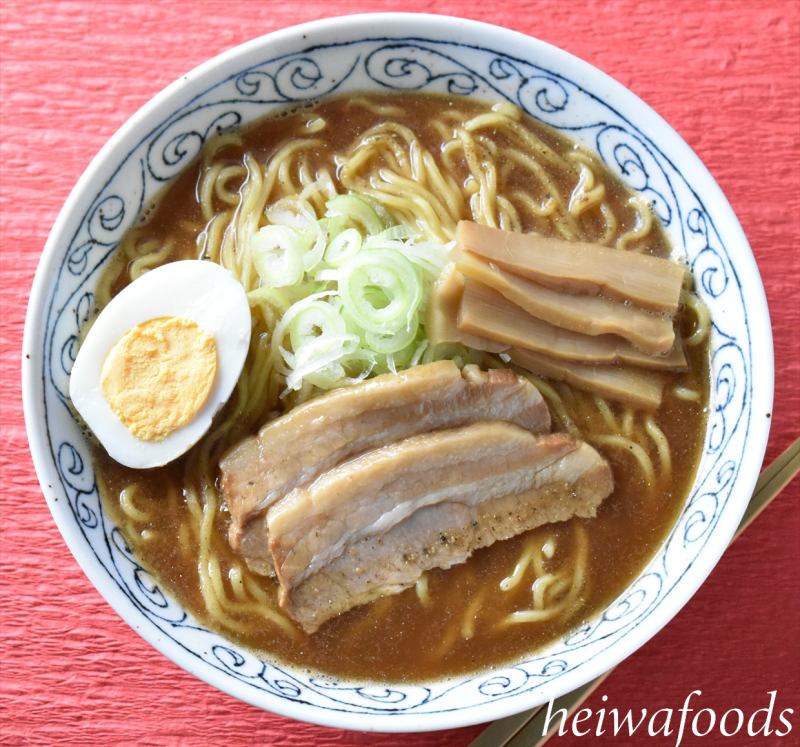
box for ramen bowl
[22,13,772,732]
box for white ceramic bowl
[23,13,773,733]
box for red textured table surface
[1,2,798,745]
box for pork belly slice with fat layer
[220,361,550,575]
[268,422,613,633]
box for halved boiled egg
[69,260,251,469]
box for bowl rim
[22,12,774,733]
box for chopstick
[468,671,614,747]
[469,435,800,747]
[734,436,800,542]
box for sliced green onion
[303,363,347,390]
[400,241,450,275]
[363,197,398,229]
[314,268,339,283]
[338,347,377,374]
[247,192,454,396]
[306,350,375,389]
[251,225,305,287]
[324,228,362,267]
[338,248,422,334]
[272,290,339,369]
[302,215,328,272]
[363,313,419,354]
[319,215,348,241]
[246,287,293,314]
[409,339,429,367]
[363,224,416,249]
[288,300,346,352]
[265,196,317,230]
[285,333,359,391]
[326,195,385,236]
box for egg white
[69,260,251,469]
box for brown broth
[94,92,708,682]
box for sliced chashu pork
[220,360,550,575]
[268,422,613,633]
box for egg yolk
[100,316,217,442]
